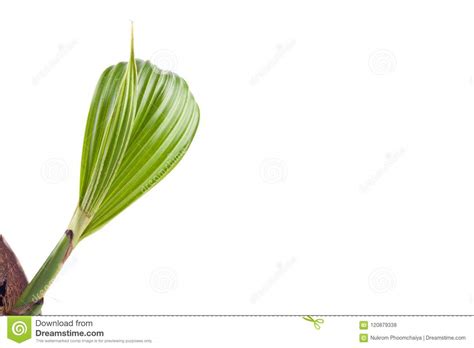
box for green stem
[12,206,90,315]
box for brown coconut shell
[0,235,28,315]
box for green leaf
[13,28,200,314]
[78,34,199,239]
[79,30,138,219]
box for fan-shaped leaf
[78,49,199,239]
[80,33,138,217]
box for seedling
[1,26,199,315]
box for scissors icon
[303,315,324,330]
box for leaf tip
[130,21,135,62]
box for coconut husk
[0,235,28,315]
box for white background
[0,0,473,316]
